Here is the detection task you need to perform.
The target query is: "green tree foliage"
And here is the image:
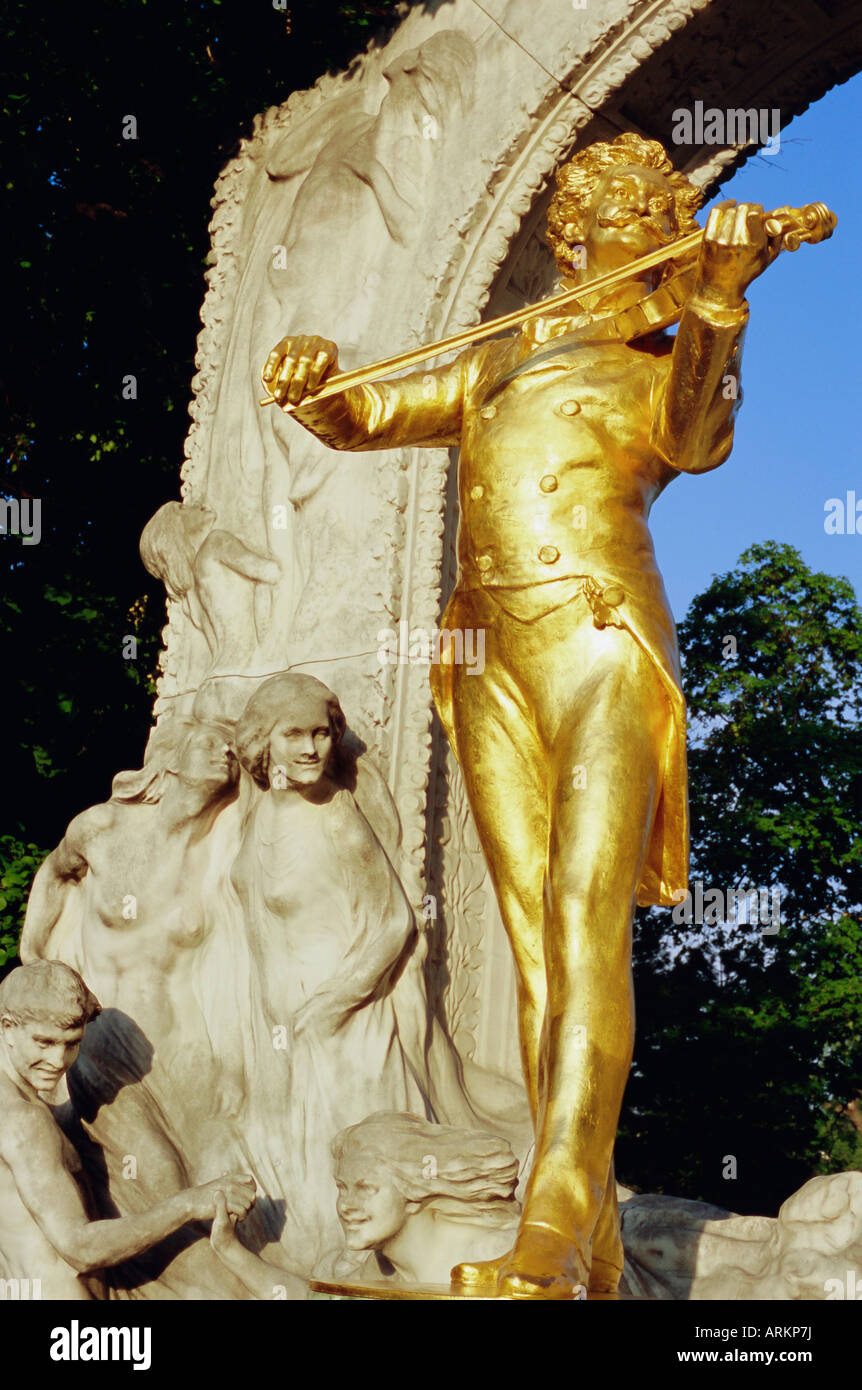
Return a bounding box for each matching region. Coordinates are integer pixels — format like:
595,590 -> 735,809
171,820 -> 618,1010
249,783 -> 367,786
0,0 -> 411,966
619,543 -> 862,1213
0,837 -> 46,967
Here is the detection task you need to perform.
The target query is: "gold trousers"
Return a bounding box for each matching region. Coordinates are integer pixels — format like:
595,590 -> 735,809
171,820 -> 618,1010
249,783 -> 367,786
431,579 -> 673,1269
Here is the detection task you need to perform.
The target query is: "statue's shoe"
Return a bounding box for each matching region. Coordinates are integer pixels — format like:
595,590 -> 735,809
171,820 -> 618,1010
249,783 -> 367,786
452,1228 -> 617,1298
496,1224 -> 590,1301
450,1251 -> 509,1294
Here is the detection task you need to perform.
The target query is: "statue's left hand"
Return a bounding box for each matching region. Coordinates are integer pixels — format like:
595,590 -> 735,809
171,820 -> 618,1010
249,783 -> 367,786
695,200 -> 771,306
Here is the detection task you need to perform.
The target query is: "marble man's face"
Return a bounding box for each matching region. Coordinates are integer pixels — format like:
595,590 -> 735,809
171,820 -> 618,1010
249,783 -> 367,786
580,164 -> 679,273
334,1152 -> 409,1251
177,722 -> 237,794
1,1016 -> 85,1095
267,696 -> 334,791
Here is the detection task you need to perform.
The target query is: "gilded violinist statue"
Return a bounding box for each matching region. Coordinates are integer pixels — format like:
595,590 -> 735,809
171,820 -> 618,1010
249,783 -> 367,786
260,133 -> 833,1299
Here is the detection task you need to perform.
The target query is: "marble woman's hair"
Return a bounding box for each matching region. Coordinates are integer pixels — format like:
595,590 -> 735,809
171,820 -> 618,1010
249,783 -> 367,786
332,1111 -> 520,1226
0,959 -> 101,1029
110,717 -> 233,804
546,131 -> 703,275
234,672 -> 346,791
139,501 -> 213,601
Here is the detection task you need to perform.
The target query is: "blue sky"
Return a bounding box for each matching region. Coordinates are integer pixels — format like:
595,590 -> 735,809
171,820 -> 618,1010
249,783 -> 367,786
651,74 -> 862,620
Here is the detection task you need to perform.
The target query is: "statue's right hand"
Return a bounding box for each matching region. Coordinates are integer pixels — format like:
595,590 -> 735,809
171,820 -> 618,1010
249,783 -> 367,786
188,1172 -> 256,1223
262,334 -> 339,408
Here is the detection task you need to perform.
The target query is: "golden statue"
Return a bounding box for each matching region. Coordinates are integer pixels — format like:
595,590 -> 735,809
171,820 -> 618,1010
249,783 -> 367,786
259,133 -> 835,1299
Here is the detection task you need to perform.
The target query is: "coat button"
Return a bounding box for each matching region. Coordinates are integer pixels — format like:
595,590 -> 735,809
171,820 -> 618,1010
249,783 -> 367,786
480,405 -> 497,420
477,554 -> 493,572
538,545 -> 560,565
602,584 -> 625,607
470,484 -> 484,500
560,399 -> 580,416
539,474 -> 558,493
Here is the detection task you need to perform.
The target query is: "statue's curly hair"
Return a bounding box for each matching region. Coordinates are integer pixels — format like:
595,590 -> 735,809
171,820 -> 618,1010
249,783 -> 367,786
546,132 -> 703,275
0,960 -> 101,1030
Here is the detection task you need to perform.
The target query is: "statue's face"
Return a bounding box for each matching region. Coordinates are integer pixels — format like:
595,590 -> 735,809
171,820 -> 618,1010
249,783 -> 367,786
1,1016 -> 85,1095
177,722 -> 237,794
267,694 -> 334,790
579,163 -> 679,273
334,1153 -> 409,1251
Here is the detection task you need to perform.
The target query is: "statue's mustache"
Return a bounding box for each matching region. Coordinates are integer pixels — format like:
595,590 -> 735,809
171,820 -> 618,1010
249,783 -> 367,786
597,209 -> 676,245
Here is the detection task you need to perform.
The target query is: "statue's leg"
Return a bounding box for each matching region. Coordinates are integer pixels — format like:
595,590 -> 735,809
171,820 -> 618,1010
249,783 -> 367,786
497,624 -> 670,1299
434,591 -> 550,1292
432,590 -> 549,1116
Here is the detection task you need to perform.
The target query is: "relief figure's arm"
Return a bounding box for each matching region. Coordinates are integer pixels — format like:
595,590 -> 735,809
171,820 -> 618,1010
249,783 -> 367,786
20,810 -> 105,961
210,1194 -> 307,1300
2,1109 -> 254,1275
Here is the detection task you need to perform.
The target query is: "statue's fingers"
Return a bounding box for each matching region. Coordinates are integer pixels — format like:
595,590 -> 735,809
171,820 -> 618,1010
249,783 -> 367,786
704,206 -> 724,240
287,355 -> 312,404
308,349 -> 333,392
730,204 -> 749,243
223,1184 -> 245,1214
273,354 -> 298,405
732,203 -> 761,244
704,205 -> 732,245
745,203 -> 767,244
262,346 -> 285,384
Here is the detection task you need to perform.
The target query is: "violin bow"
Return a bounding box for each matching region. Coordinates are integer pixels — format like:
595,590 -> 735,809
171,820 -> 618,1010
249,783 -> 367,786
259,202 -> 836,413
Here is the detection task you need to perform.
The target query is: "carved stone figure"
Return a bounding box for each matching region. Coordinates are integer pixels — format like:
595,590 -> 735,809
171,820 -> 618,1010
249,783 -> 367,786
619,1174 -> 862,1301
140,502 -> 281,721
17,673 -> 520,1291
0,961 -> 254,1300
21,718 -> 238,1067
229,673 -> 432,1258
19,719 -> 257,1297
330,1112 -> 521,1286
206,1109 -> 520,1297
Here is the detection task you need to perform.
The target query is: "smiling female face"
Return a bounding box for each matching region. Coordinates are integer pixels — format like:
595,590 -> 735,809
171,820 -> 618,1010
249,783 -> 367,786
334,1150 -> 410,1251
266,692 -> 334,791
